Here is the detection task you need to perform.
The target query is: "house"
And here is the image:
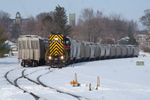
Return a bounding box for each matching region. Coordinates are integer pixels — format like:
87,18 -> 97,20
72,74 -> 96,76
5,40 -> 18,56
135,33 -> 150,48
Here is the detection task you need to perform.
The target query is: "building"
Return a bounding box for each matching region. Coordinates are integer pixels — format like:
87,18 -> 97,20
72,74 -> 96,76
136,34 -> 150,48
6,12 -> 29,56
135,30 -> 150,49
12,12 -> 29,25
15,12 -> 22,24
9,12 -> 30,39
5,40 -> 18,56
69,13 -> 76,26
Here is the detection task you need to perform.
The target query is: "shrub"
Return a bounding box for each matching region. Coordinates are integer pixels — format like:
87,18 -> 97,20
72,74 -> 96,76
142,46 -> 150,53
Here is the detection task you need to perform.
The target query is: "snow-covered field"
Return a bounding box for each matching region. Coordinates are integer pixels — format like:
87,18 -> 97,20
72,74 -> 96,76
0,52 -> 150,100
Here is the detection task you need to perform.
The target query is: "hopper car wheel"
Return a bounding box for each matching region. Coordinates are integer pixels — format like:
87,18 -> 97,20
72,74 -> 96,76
21,61 -> 25,67
21,62 -> 23,66
32,61 -> 38,67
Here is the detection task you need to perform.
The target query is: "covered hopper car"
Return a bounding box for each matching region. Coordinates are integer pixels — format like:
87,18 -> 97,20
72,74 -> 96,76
18,35 -> 46,67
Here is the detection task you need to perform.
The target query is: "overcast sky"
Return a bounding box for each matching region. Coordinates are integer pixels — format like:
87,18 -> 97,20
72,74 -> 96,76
0,0 -> 149,23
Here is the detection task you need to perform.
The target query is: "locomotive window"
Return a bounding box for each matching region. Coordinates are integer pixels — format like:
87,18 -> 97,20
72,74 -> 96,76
66,41 -> 69,44
64,38 -> 70,46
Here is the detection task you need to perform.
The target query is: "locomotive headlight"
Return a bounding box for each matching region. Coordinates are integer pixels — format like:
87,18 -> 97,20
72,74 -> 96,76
48,56 -> 52,60
60,55 -> 64,60
55,37 -> 58,41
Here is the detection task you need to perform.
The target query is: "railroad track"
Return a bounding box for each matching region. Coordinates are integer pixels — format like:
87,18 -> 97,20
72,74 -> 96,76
24,67 -> 90,100
4,68 -> 48,100
4,67 -> 90,100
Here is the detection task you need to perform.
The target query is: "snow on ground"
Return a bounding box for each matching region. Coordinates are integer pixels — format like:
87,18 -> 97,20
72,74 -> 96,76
40,56 -> 150,100
0,52 -> 150,100
0,56 -> 34,100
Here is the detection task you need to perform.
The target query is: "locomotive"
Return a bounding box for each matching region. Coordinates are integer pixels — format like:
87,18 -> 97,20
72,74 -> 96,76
18,33 -> 139,67
45,33 -> 70,67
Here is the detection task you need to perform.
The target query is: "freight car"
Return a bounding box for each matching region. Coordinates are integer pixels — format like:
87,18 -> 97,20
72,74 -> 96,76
18,35 -> 46,67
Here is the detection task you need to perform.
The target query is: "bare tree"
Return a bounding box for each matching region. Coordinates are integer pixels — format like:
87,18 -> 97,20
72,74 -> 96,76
22,17 -> 35,35
79,8 -> 95,42
72,8 -> 138,44
140,9 -> 150,30
80,8 -> 94,21
33,12 -> 54,37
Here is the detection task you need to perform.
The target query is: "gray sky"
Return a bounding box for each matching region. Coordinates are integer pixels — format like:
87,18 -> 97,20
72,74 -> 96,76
0,0 -> 149,23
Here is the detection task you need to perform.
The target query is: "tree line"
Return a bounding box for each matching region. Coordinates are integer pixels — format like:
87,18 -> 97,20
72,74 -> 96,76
1,6 -> 150,56
1,6 -> 150,43
71,8 -> 138,44
21,5 -> 71,38
0,5 -> 71,40
0,6 -> 139,43
140,9 -> 150,52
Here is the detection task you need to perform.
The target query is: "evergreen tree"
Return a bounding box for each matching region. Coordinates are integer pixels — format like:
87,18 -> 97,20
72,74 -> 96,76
128,37 -> 138,45
53,5 -> 71,36
0,30 -> 9,57
127,22 -> 138,45
140,9 -> 150,30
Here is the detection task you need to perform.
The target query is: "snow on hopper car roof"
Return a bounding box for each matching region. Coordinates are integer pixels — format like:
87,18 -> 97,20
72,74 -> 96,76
19,35 -> 44,40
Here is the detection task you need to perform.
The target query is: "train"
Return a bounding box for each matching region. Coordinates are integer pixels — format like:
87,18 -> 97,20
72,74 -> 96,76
18,34 -> 139,67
